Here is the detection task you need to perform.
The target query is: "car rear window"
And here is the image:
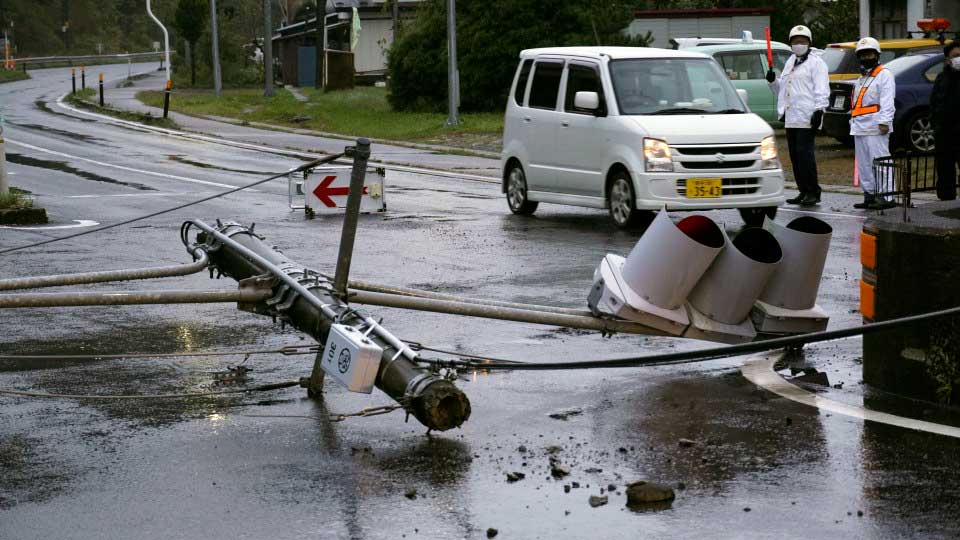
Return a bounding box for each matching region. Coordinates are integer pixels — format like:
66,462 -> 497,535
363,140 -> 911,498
513,60 -> 533,106
715,52 -> 765,80
528,61 -> 564,110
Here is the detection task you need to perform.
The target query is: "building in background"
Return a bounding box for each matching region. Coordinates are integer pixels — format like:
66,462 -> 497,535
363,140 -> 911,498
864,0 -> 959,39
626,7 -> 774,49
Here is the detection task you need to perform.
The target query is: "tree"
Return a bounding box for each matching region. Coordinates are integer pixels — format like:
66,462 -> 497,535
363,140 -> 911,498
387,0 -> 649,113
175,0 -> 209,86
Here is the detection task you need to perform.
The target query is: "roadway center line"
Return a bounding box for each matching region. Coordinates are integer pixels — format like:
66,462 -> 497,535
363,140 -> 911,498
64,192 -> 213,199
0,220 -> 100,231
5,139 -> 249,190
741,353 -> 960,440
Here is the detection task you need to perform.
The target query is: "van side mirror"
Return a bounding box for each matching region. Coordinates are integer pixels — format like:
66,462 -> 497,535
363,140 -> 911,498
574,91 -> 601,113
736,88 -> 749,106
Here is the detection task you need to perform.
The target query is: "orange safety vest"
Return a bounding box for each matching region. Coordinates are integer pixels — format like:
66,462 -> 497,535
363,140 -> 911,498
851,65 -> 885,118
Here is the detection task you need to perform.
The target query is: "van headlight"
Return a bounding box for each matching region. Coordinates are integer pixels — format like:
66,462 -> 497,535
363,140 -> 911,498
644,138 -> 673,172
760,136 -> 779,169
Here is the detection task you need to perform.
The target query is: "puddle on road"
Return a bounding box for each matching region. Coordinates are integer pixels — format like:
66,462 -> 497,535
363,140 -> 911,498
33,99 -> 97,123
167,154 -> 278,176
5,153 -> 157,191
5,120 -> 107,144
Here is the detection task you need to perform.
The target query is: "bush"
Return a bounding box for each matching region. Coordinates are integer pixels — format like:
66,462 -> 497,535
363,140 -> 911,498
387,0 -> 648,113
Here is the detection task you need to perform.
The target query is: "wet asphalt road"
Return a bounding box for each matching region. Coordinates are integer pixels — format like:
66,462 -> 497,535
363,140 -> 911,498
2,64 -> 960,540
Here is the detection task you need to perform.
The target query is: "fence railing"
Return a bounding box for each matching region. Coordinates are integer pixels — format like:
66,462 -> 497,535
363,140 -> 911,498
872,151 -> 942,220
10,51 -> 169,68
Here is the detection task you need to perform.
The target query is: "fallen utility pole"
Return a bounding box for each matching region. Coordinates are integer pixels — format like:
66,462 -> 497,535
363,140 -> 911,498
186,219 -> 471,431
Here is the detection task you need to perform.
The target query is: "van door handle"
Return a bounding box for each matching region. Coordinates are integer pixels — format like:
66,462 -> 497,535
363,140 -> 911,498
561,121 -> 569,127
523,116 -> 532,123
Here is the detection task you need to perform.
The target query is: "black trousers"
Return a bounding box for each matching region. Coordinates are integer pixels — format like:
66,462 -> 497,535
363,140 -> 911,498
936,135 -> 960,201
786,128 -> 820,196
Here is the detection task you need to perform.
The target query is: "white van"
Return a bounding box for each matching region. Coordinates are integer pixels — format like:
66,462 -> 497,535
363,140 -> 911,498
501,46 -> 785,228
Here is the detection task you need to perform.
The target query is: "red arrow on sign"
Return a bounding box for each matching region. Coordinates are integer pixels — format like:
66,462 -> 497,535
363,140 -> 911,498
312,175 -> 369,208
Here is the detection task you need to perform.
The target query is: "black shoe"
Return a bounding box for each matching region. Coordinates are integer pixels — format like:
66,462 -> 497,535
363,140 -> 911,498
853,194 -> 875,209
798,193 -> 820,207
868,198 -> 896,210
786,194 -> 805,205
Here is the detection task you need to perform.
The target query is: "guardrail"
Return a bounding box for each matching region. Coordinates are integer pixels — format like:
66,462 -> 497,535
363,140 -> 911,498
10,51 -> 171,68
873,151 -> 939,220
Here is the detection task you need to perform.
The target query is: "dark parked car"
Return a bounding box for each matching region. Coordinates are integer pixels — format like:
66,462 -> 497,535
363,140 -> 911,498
822,52 -> 944,152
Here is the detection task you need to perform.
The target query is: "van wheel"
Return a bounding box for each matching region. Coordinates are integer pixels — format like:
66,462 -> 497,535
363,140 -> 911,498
739,207 -> 777,227
608,171 -> 644,229
506,163 -> 538,215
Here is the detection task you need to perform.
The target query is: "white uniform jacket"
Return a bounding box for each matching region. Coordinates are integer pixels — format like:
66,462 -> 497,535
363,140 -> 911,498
769,53 -> 830,129
849,67 -> 896,136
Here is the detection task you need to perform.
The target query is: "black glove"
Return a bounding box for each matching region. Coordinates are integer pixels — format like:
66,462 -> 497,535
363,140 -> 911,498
810,110 -> 824,130
765,69 -> 776,83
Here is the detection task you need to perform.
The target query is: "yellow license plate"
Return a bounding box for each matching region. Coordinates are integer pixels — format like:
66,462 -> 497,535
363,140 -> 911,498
686,178 -> 723,198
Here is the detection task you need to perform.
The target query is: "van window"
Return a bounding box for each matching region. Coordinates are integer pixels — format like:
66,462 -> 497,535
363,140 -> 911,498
715,52 -> 765,80
514,60 -> 533,105
564,64 -> 604,114
528,61 -> 564,110
772,51 -> 792,73
610,58 -> 745,115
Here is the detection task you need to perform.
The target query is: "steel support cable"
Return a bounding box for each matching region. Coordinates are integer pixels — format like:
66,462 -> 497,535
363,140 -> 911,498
0,154 -> 344,256
0,249 -> 209,291
0,380 -> 300,400
413,304 -> 960,371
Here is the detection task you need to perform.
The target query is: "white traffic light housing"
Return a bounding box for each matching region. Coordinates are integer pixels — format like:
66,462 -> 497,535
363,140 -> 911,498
686,227 -> 783,343
588,212 -> 724,335
752,216 -> 832,334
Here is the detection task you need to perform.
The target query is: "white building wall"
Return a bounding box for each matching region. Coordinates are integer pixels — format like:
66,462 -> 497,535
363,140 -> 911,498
354,17 -> 393,73
628,15 -> 772,48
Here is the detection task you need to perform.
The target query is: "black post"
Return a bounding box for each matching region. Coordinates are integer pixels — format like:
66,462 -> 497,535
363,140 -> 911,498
98,73 -> 104,106
333,138 -> 371,299
71,68 -> 76,94
162,80 -> 171,119
80,66 -> 85,90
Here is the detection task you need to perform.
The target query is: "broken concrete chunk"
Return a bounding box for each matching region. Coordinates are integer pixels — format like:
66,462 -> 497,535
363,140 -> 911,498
626,481 -> 676,504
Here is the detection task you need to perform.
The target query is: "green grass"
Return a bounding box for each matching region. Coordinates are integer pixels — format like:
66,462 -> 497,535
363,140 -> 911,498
0,190 -> 33,210
0,69 -> 30,84
67,87 -> 179,130
137,86 -> 504,151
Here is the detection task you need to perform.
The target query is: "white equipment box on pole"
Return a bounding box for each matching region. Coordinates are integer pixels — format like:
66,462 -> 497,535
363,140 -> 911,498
289,166 -> 386,216
320,324 -> 384,393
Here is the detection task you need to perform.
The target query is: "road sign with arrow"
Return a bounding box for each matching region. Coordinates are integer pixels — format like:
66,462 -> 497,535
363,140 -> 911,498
301,166 -> 386,215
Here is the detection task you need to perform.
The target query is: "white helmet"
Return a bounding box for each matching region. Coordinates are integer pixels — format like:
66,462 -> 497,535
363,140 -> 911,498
856,37 -> 882,54
789,25 -> 813,41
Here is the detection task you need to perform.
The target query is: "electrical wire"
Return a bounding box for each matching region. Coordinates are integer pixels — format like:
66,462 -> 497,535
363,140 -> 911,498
0,153 -> 344,256
414,305 -> 960,371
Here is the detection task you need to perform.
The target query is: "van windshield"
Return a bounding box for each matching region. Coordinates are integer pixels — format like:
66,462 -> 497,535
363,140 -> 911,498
609,58 -> 746,115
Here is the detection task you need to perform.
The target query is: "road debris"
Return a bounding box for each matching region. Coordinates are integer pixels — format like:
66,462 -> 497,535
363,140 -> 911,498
626,481 -> 676,505
589,495 -> 608,508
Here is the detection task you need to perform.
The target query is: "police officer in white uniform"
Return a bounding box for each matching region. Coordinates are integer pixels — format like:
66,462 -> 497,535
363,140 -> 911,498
766,25 -> 830,207
850,37 -> 896,210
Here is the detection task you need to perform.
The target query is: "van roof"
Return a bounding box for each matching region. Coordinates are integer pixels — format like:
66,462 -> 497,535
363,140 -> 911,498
519,46 -> 708,61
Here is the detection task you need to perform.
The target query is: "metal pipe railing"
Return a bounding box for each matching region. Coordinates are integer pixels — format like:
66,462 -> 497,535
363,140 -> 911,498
0,251 -> 209,291
0,288 -> 270,309
13,51 -> 167,66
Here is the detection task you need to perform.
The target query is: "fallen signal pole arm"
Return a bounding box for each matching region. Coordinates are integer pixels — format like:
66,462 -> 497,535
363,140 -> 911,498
417,304 -> 960,371
346,290 -> 668,336
0,248 -> 208,291
0,288 -> 271,309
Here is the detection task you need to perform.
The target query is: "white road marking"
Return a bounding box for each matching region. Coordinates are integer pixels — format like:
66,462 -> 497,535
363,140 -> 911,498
4,139 -> 246,190
55,96 -> 502,184
0,219 -> 99,230
780,207 -> 867,220
742,353 -> 960,439
64,191 -> 211,199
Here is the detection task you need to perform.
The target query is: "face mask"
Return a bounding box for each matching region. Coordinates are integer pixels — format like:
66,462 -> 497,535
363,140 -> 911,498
791,44 -> 809,57
951,57 -> 960,70
860,57 -> 879,73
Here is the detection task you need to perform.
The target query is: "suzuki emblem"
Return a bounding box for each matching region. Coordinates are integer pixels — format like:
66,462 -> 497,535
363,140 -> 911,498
714,153 -> 726,163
